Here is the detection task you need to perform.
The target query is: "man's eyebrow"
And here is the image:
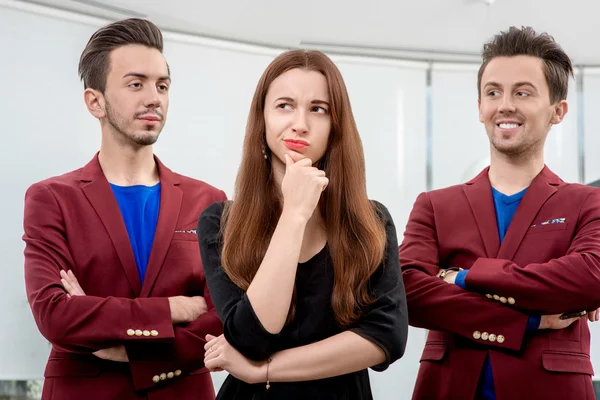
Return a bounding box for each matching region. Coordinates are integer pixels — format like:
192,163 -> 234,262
123,72 -> 171,82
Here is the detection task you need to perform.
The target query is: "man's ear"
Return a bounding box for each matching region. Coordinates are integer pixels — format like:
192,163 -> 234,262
551,99 -> 568,124
84,88 -> 106,119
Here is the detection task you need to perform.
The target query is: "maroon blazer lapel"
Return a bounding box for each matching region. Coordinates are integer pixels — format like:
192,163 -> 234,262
140,157 -> 183,297
80,154 -> 141,295
463,168 -> 501,258
497,166 -> 561,261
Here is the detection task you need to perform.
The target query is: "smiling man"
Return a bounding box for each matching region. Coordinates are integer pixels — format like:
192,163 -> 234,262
399,26 -> 600,400
22,19 -> 226,400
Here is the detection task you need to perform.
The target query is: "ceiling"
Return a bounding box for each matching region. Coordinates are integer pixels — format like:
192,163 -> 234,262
16,0 -> 600,64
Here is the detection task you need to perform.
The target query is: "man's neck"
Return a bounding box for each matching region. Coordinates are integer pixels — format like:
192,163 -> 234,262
98,140 -> 159,186
488,148 -> 544,195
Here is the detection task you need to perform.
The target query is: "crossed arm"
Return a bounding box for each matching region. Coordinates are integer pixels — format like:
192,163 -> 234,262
436,268 -> 598,328
435,188 -> 600,324
399,191 -> 600,350
59,269 -> 207,361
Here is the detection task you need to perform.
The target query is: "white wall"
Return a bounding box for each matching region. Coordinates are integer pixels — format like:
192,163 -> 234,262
431,64 -> 489,189
582,69 -> 600,370
1,1 -> 597,397
583,69 -> 600,184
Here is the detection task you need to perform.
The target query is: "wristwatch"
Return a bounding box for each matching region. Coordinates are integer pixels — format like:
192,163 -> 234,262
439,267 -> 463,280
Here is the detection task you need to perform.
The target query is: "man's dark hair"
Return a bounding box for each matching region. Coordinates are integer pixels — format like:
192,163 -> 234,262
78,18 -> 165,92
477,26 -> 573,103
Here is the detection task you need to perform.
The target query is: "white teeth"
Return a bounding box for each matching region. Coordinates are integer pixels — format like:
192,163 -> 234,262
498,123 -> 519,129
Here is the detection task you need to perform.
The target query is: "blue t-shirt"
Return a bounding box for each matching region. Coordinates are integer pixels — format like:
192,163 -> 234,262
492,187 -> 526,242
110,183 -> 160,284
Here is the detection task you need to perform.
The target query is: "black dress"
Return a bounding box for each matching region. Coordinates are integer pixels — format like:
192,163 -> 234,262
197,201 -> 408,400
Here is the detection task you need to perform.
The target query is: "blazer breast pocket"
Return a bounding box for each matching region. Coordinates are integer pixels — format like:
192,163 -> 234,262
171,232 -> 199,242
520,222 -> 571,264
527,221 -> 569,234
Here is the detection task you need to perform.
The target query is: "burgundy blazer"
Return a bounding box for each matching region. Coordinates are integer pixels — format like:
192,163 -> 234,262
400,166 -> 600,400
23,154 -> 227,400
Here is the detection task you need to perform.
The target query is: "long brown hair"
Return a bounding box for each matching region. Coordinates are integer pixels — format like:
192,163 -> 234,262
221,50 -> 386,327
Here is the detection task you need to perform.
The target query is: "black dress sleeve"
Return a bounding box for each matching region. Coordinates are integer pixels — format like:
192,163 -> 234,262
197,201 -> 279,361
348,201 -> 409,372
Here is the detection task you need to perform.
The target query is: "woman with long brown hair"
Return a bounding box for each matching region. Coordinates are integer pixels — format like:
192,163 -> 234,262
197,49 -> 408,399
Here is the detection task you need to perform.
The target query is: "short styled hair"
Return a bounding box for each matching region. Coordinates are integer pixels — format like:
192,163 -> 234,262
477,26 -> 573,103
78,18 -> 165,92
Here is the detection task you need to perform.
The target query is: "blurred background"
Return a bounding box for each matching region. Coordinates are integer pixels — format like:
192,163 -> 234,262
2,0 -> 600,398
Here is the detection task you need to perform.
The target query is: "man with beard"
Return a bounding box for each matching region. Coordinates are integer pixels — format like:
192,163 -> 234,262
22,19 -> 225,400
400,26 -> 600,400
